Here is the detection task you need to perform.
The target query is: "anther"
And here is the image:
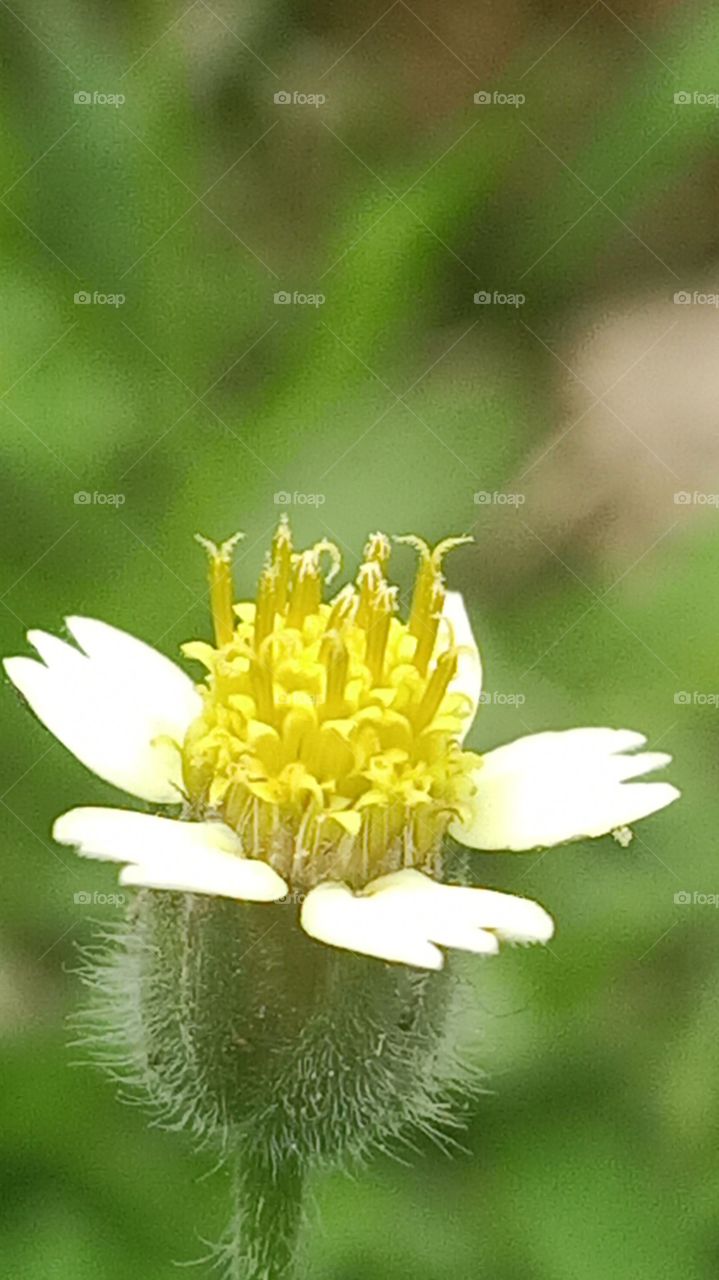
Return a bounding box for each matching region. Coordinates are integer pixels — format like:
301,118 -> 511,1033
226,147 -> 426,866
413,579 -> 445,675
271,516 -> 293,614
327,583 -> 358,631
250,657 -> 275,725
254,564 -> 278,649
413,649 -> 458,733
286,550 -> 322,629
195,531 -> 244,648
363,531 -> 391,570
321,630 -> 349,716
356,561 -> 384,629
364,583 -> 397,684
311,539 -> 342,585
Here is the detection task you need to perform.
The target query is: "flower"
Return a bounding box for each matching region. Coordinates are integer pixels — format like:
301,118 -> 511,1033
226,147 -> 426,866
4,521 -> 679,970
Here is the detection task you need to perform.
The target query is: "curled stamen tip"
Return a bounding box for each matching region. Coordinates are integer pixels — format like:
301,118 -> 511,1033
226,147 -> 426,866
195,530 -> 245,561
430,534 -> 473,567
293,548 -> 319,579
393,533 -> 430,558
364,531 -> 392,565
311,539 -> 342,584
393,532 -> 473,568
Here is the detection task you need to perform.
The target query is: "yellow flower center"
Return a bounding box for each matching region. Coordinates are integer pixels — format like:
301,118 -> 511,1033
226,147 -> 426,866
181,520 -> 481,889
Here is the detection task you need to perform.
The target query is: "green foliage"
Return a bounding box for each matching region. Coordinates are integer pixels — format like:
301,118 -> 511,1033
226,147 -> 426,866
1,2 -> 718,1277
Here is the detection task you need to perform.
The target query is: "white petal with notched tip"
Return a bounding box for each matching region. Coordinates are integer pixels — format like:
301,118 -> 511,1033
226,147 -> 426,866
301,868 -> 553,969
4,617 -> 201,803
452,727 -> 679,852
53,806 -> 287,902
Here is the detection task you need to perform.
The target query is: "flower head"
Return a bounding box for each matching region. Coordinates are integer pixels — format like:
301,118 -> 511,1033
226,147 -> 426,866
4,520 -> 679,970
182,523 -> 480,890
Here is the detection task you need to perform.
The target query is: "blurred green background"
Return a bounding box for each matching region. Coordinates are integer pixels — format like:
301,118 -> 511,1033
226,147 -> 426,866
1,1 -> 719,1276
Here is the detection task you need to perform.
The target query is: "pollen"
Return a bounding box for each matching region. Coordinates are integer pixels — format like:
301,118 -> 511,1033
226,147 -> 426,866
181,519 -> 480,889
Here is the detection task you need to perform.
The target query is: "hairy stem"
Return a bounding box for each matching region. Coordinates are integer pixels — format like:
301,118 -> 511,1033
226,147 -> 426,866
218,1156 -> 306,1280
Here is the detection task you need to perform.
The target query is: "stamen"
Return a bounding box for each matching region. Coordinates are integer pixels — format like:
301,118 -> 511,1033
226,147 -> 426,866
399,537 -> 435,640
363,531 -> 391,570
287,550 -> 321,629
413,579 -> 445,675
356,561 -> 384,629
321,631 -> 349,716
271,516 -> 293,614
364,583 -> 397,684
327,583 -> 358,631
413,649 -> 458,733
250,658 -> 275,725
254,564 -> 277,649
395,533 -> 472,641
196,531 -> 244,648
429,535 -> 473,569
311,539 -> 342,585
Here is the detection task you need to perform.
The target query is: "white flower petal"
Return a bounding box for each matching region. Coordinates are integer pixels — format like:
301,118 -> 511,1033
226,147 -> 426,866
300,868 -> 553,969
65,616 -> 200,728
54,805 -> 240,861
441,591 -> 482,739
367,870 -> 555,944
118,856 -> 286,902
301,880 -> 444,969
452,727 -> 680,852
54,806 -> 288,902
4,618 -> 202,803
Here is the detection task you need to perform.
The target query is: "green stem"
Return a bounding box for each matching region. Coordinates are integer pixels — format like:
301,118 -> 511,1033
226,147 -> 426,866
220,1155 -> 306,1280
